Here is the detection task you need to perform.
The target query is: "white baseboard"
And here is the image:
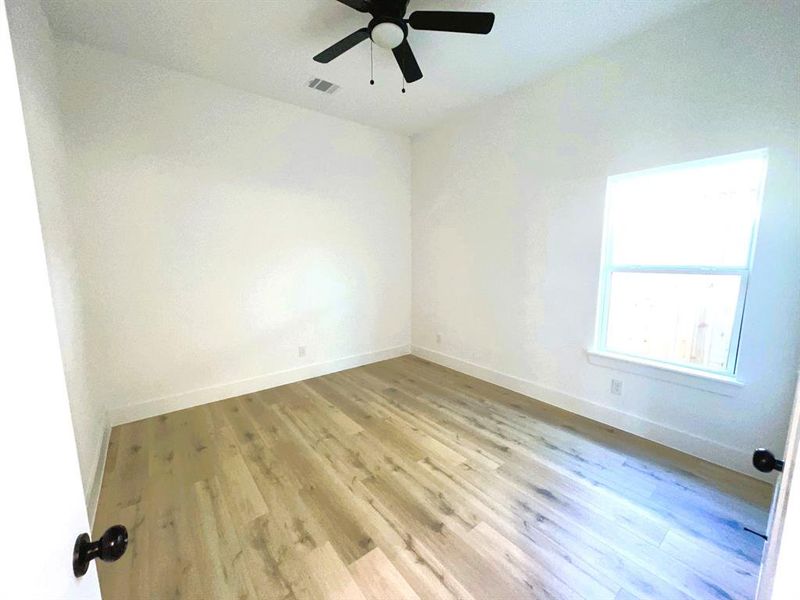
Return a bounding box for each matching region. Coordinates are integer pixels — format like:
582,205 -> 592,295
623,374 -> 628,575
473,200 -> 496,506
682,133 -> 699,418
108,345 -> 411,426
411,345 -> 766,481
86,419 -> 111,528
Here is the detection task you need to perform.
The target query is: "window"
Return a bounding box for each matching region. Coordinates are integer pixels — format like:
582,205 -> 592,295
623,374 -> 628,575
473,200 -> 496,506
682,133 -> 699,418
594,149 -> 768,376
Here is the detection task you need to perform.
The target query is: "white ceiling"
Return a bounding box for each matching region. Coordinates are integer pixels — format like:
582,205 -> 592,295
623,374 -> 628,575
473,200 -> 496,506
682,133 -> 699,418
41,0 -> 705,136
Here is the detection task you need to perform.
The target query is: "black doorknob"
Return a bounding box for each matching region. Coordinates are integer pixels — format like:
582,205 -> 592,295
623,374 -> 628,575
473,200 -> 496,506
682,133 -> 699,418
73,524 -> 128,577
753,448 -> 784,473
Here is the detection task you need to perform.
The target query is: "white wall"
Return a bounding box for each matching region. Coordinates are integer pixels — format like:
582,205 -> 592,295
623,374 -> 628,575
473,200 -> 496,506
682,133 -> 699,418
56,41 -> 411,424
411,0 -> 800,476
12,0 -> 796,493
6,0 -> 107,513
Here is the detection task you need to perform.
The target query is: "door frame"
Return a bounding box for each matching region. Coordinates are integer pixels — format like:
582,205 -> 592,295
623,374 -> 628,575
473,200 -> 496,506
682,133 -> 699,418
756,370 -> 800,599
0,1 -> 101,597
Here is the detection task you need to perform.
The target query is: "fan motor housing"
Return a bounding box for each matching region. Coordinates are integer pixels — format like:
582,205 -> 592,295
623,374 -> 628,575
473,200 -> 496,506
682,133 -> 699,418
366,0 -> 410,19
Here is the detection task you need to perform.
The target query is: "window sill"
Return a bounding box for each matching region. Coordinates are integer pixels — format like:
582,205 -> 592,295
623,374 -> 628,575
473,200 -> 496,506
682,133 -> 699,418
585,349 -> 744,396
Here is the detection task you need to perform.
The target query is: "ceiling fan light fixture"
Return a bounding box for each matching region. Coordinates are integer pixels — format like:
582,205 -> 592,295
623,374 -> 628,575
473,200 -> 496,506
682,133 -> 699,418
313,2 -> 496,85
370,22 -> 405,49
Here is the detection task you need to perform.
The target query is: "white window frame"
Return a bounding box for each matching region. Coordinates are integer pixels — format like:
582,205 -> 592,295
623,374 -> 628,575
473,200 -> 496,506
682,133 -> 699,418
593,149 -> 768,377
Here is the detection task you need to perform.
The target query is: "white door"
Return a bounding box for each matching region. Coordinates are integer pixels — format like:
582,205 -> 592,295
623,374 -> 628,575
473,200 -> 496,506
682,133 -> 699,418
0,2 -> 101,599
757,372 -> 800,599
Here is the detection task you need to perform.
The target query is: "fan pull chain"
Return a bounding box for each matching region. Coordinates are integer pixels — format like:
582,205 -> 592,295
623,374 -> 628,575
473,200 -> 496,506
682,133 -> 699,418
369,41 -> 374,85
400,54 -> 406,93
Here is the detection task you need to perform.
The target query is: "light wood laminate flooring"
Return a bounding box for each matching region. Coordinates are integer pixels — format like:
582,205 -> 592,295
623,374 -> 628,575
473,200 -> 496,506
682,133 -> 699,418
94,356 -> 771,600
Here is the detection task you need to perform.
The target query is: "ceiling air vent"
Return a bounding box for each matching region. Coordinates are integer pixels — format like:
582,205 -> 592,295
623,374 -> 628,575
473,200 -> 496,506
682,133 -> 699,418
308,78 -> 340,94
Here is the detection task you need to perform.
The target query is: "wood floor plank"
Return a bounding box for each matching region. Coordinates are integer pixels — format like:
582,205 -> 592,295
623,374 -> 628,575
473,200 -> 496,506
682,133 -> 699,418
102,418 -> 149,511
94,356 -> 770,600
336,368 -> 501,470
660,528 -> 760,599
349,547 -> 422,600
215,451 -> 269,524
145,474 -> 206,599
302,542 -> 367,600
193,478 -> 258,600
464,521 -> 597,600
356,473 -> 527,600
496,450 -> 670,545
401,355 -> 771,506
95,500 -> 148,600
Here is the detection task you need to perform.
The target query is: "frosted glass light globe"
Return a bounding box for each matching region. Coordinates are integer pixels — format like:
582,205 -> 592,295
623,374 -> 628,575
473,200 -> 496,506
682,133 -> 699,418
371,22 -> 404,49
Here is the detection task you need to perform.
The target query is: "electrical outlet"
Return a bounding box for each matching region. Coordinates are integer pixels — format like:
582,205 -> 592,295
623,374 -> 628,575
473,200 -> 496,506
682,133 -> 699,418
610,379 -> 623,396
436,333 -> 442,345
298,345 -> 306,358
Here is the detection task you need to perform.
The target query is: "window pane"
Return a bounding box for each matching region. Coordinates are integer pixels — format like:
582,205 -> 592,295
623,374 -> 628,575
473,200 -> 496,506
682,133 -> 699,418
607,152 -> 767,267
605,272 -> 741,371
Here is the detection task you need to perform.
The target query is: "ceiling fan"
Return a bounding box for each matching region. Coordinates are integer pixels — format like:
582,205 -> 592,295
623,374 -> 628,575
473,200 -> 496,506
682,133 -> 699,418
313,0 -> 495,84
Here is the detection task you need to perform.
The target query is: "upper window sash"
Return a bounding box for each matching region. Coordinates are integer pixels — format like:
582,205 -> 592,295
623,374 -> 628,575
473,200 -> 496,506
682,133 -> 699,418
602,149 -> 768,271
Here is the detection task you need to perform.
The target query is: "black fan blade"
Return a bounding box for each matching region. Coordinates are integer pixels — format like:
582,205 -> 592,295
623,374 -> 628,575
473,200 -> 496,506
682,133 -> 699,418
335,0 -> 371,13
408,11 -> 495,34
392,40 -> 423,83
313,28 -> 370,63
